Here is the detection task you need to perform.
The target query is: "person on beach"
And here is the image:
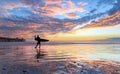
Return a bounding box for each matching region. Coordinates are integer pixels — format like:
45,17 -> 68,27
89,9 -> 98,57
35,35 -> 41,48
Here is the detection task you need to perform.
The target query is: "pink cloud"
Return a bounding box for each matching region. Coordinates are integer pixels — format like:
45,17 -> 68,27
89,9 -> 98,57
2,3 -> 29,10
65,13 -> 78,18
40,0 -> 85,17
45,0 -> 62,5
27,23 -> 44,30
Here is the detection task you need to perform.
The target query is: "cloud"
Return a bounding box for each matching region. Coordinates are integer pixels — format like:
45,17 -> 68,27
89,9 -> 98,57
0,0 -> 120,41
77,2 -> 88,7
65,13 -> 78,18
2,3 -> 29,10
0,8 -> 11,17
0,1 -> 31,18
40,0 -> 85,17
0,25 -> 32,38
46,25 -> 120,41
21,0 -> 45,7
82,10 -> 120,28
45,0 -> 62,5
1,9 -> 119,40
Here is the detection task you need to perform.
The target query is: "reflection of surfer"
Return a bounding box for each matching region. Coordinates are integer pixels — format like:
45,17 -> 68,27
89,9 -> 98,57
35,35 -> 41,48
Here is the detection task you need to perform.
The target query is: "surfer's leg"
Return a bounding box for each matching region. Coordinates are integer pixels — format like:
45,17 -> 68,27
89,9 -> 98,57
40,43 -> 41,48
38,42 -> 41,48
35,42 -> 39,48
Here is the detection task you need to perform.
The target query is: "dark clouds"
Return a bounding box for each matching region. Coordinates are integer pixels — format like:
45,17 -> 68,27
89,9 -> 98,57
0,0 -> 120,40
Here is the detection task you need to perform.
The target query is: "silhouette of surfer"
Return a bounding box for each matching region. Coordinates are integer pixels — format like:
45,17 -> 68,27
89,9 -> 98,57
34,35 -> 49,48
35,35 -> 41,48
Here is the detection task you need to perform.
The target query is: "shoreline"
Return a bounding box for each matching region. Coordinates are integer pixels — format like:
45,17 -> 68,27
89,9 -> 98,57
0,42 -> 120,46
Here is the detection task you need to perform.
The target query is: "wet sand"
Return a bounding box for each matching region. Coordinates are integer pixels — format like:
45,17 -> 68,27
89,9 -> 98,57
0,59 -> 120,74
0,43 -> 120,74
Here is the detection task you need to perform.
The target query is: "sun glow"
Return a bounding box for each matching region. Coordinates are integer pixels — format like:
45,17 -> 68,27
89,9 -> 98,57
46,25 -> 120,41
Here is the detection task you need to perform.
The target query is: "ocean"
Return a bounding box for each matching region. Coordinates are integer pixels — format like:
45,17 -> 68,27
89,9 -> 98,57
0,42 -> 120,74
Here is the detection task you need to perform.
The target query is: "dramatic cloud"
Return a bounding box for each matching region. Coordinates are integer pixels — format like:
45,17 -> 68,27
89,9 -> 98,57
40,0 -> 85,17
0,0 -> 120,41
82,10 -> 120,28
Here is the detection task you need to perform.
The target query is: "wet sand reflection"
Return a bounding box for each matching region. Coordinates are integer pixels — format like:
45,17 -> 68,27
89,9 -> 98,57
35,48 -> 46,59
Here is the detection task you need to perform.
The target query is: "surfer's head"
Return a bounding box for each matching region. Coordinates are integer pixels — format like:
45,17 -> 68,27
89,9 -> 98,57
37,35 -> 39,37
37,35 -> 40,38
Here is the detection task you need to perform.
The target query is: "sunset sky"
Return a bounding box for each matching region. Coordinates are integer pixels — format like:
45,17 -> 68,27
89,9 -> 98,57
0,0 -> 120,41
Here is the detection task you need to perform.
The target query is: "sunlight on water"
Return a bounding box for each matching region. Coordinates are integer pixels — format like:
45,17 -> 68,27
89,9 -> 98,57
0,43 -> 120,74
0,43 -> 120,63
42,44 -> 120,61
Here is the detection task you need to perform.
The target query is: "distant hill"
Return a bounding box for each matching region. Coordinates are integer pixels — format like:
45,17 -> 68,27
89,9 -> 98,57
0,37 -> 25,42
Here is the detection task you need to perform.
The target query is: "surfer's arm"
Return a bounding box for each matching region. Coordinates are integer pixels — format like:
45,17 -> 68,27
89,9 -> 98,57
34,35 -> 37,40
34,35 -> 35,37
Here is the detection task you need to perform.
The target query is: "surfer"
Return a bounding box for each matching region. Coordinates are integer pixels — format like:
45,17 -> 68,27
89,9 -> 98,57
35,35 -> 41,48
34,35 -> 49,48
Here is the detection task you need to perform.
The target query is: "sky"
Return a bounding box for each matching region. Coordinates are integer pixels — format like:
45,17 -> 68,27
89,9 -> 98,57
0,0 -> 120,42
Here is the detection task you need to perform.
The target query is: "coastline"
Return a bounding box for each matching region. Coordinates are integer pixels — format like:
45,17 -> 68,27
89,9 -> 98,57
0,37 -> 25,42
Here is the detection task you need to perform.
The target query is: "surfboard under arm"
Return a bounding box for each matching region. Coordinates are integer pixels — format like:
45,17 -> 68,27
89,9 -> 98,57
40,39 -> 49,42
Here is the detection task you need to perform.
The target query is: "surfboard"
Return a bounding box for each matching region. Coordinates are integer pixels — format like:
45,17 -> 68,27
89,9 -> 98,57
40,39 -> 49,42
35,38 -> 49,42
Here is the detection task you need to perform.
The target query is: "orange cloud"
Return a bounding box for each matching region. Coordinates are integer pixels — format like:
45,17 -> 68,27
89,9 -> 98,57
45,0 -> 62,5
66,13 -> 78,18
41,6 -> 63,16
